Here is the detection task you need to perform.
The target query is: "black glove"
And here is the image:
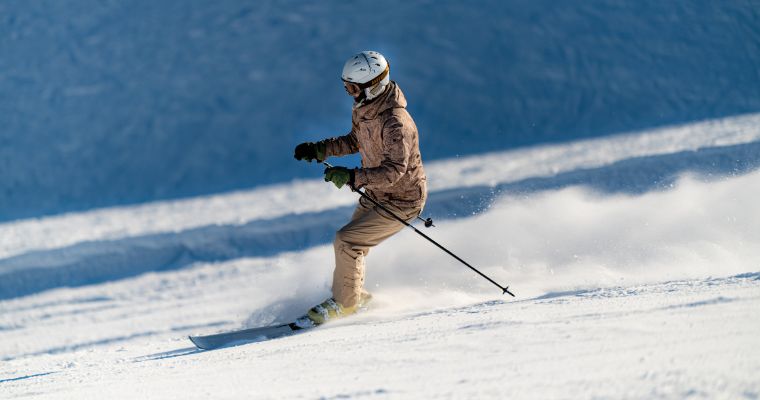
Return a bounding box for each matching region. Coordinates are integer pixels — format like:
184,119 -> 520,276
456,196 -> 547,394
294,141 -> 326,162
324,166 -> 355,189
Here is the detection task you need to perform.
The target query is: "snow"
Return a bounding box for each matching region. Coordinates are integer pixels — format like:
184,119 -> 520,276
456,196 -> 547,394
2,113 -> 760,299
2,3 -> 760,395
4,111 -> 759,264
2,1 -> 759,220
2,111 -> 760,398
2,268 -> 759,399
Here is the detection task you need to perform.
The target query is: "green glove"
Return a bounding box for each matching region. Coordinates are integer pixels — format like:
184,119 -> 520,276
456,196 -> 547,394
293,141 -> 327,163
324,166 -> 355,189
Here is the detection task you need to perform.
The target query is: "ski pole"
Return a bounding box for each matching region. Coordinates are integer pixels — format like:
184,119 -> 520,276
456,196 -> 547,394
323,162 -> 515,297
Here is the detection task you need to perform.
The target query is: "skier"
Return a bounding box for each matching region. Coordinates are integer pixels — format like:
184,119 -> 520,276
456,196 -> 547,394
293,51 -> 427,325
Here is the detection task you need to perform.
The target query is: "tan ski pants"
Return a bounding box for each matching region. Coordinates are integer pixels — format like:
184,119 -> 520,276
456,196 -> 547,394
332,197 -> 422,308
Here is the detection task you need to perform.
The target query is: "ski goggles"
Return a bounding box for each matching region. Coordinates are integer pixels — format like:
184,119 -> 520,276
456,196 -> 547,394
342,63 -> 390,96
343,81 -> 363,97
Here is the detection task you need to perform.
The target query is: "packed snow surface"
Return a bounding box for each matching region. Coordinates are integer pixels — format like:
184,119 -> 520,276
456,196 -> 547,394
2,115 -> 760,398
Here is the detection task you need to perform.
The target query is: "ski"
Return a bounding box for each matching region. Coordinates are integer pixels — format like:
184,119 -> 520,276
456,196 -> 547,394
190,296 -> 372,350
189,319 -> 312,350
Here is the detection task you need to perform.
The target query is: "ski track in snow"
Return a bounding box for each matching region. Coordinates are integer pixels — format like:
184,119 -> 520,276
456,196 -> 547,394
1,115 -> 760,398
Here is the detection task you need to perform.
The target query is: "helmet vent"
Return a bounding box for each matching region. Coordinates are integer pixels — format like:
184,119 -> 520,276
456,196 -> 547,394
342,51 -> 389,87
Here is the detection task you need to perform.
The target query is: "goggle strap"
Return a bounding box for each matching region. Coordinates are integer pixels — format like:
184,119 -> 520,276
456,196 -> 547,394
344,63 -> 390,90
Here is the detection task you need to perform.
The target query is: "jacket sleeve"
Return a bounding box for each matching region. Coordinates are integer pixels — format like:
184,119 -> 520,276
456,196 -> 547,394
354,114 -> 410,189
320,127 -> 359,158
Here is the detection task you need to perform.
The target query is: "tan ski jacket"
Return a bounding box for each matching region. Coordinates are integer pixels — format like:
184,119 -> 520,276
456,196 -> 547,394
322,82 -> 427,208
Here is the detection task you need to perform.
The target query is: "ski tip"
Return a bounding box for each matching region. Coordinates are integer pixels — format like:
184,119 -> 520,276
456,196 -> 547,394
188,335 -> 208,350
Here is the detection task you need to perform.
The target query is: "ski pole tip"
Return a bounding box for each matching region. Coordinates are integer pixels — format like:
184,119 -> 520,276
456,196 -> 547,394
503,286 -> 516,297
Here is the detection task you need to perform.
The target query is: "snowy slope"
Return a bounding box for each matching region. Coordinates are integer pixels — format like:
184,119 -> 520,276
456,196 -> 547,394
2,271 -> 759,399
2,113 -> 760,300
2,115 -> 760,399
2,1 -> 759,220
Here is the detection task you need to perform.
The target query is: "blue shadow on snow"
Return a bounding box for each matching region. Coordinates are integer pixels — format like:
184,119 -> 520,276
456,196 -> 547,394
1,140 -> 759,301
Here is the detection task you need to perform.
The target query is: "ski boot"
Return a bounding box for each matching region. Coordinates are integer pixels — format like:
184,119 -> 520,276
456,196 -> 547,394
303,292 -> 373,326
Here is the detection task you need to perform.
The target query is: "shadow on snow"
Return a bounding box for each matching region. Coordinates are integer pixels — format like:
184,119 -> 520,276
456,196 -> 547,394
1,141 -> 759,301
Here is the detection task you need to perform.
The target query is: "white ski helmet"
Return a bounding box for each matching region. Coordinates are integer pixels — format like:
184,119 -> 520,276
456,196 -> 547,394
341,51 -> 390,102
